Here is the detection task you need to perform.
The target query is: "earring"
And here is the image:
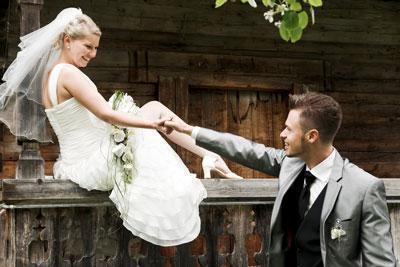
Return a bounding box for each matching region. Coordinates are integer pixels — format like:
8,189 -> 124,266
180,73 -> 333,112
67,46 -> 70,49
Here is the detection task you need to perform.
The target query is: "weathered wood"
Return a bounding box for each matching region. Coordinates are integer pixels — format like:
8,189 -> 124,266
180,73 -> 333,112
1,204 -> 273,266
15,142 -> 44,179
15,0 -> 45,180
0,179 -> 278,207
0,208 -> 14,267
3,178 -> 400,208
1,1 -> 399,265
2,178 -> 400,266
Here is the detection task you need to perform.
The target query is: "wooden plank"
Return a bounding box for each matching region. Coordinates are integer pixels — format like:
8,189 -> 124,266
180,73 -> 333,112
0,160 -> 55,178
3,178 -> 400,208
237,91 -> 257,179
186,88 -> 204,176
40,0 -> 400,45
0,179 -> 278,207
0,208 -> 14,267
272,93 -> 287,149
333,79 -> 400,94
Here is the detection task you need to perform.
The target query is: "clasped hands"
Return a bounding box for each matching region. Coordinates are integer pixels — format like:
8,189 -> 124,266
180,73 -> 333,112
154,117 -> 193,136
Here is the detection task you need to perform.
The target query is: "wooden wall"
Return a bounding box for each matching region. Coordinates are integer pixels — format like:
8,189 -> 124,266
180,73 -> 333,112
1,0 -> 399,179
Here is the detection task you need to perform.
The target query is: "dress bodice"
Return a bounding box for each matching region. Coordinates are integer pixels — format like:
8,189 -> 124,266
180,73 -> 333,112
44,64 -> 108,164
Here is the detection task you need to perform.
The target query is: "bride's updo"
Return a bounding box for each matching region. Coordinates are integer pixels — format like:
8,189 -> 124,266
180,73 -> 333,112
55,14 -> 101,49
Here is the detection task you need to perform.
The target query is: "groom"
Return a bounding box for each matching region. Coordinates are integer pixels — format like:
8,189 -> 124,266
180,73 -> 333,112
165,92 -> 396,267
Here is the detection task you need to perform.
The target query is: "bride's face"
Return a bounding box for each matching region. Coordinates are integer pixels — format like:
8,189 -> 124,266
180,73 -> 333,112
65,34 -> 100,68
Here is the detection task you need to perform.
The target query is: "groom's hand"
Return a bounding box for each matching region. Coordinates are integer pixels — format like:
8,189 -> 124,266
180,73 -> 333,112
164,119 -> 194,136
154,118 -> 174,134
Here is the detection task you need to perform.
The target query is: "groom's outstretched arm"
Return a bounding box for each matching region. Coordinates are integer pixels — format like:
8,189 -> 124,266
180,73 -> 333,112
196,128 -> 284,177
164,120 -> 285,177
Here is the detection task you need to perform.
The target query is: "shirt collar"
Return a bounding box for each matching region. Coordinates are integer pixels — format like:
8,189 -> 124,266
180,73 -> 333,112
306,148 -> 336,183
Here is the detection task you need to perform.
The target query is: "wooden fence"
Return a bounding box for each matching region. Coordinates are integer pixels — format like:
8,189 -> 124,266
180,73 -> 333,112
1,178 -> 400,267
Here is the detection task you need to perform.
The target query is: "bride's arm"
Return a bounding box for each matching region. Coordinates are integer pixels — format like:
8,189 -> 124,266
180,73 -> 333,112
59,64 -> 165,130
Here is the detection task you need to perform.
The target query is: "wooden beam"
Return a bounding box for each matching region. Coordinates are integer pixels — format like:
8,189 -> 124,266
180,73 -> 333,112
15,0 -> 45,180
1,178 -> 400,208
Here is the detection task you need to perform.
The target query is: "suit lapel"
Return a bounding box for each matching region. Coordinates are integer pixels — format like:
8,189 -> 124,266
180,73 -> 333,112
270,162 -> 305,230
320,150 -> 344,225
320,150 -> 344,262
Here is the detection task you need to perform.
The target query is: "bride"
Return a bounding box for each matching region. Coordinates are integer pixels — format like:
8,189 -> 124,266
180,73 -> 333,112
0,8 -> 242,246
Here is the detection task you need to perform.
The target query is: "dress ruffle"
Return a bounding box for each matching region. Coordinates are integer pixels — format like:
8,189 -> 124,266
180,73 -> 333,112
109,127 -> 207,246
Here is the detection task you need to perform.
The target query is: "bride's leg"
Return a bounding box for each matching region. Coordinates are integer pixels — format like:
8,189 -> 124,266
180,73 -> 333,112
138,101 -> 242,178
138,101 -> 214,158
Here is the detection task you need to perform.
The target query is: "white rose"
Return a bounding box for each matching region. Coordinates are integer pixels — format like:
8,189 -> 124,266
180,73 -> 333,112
331,228 -> 346,240
122,148 -> 134,162
123,163 -> 133,172
112,143 -> 126,157
118,95 -> 135,113
112,128 -> 126,143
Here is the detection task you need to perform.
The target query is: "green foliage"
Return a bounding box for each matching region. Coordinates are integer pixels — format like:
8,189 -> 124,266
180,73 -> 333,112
262,0 -> 272,7
215,0 -> 323,43
283,11 -> 299,30
291,2 -> 302,11
215,0 -> 228,8
309,0 -> 323,7
279,24 -> 290,41
298,11 -> 308,29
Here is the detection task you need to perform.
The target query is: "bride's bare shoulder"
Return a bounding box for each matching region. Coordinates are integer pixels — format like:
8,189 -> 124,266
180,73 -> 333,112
58,63 -> 82,74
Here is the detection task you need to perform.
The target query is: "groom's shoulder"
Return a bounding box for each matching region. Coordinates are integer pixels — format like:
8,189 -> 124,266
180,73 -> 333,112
342,157 -> 379,187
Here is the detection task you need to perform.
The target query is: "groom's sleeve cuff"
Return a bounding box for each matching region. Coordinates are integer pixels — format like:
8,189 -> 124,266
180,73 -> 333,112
191,126 -> 200,140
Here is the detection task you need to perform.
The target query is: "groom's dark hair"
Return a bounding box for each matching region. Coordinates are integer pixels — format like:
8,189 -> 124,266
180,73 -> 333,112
289,92 -> 342,144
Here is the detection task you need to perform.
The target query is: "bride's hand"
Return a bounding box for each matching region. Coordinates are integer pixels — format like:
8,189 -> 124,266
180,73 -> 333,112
164,119 -> 194,136
153,118 -> 173,134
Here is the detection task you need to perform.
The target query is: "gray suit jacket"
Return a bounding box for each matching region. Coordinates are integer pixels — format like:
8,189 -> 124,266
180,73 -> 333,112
196,128 -> 397,267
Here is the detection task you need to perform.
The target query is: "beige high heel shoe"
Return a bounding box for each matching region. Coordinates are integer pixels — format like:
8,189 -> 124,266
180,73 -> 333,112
201,155 -> 244,179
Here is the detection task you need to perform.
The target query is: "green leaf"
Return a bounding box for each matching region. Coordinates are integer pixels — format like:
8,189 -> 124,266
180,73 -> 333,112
262,0 -> 271,7
290,27 -> 303,43
309,0 -> 322,7
282,11 -> 299,30
290,2 -> 302,11
279,24 -> 290,42
298,11 -> 308,29
215,0 -> 228,8
240,0 -> 247,3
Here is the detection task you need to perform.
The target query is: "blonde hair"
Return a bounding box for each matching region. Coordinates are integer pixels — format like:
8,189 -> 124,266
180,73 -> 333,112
55,14 -> 101,49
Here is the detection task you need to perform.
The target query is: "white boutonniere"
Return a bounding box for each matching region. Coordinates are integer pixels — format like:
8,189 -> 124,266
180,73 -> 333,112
331,218 -> 346,240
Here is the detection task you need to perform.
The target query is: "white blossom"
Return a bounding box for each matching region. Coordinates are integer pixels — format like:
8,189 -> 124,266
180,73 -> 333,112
110,91 -> 135,185
264,11 -> 274,23
112,128 -> 126,143
122,147 -> 134,162
112,143 -> 126,157
123,163 -> 133,172
274,21 -> 282,28
118,94 -> 135,113
331,228 -> 346,240
247,0 -> 257,8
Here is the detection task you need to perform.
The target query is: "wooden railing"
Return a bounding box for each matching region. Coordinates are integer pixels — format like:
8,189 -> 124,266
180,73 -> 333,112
1,178 -> 400,266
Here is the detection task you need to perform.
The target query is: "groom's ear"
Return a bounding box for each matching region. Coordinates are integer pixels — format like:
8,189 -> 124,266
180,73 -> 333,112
305,129 -> 320,144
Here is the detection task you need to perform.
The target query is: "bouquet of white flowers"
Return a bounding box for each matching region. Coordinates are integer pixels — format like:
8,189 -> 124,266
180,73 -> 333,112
109,91 -> 138,185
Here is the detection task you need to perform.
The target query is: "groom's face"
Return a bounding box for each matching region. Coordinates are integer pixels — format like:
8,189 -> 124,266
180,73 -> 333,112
280,109 -> 307,157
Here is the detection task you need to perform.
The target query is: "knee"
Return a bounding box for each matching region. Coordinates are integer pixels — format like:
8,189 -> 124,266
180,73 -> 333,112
143,100 -> 163,109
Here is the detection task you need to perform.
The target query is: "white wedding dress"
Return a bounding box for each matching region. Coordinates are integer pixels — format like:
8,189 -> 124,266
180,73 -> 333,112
45,64 -> 207,246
